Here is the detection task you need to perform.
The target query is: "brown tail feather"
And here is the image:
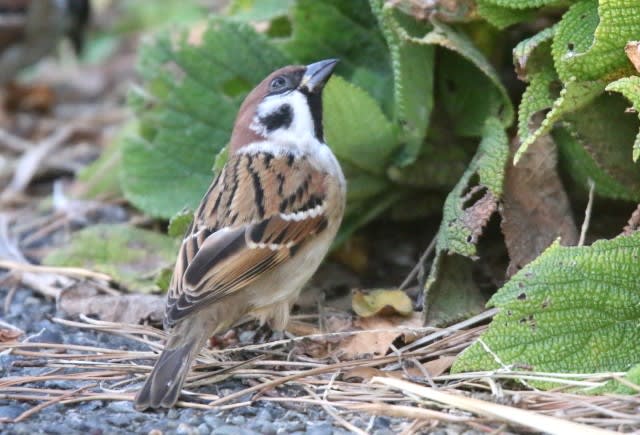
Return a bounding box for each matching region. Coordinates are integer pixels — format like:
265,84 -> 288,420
134,335 -> 202,411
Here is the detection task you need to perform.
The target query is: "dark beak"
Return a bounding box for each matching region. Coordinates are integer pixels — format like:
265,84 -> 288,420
300,59 -> 339,93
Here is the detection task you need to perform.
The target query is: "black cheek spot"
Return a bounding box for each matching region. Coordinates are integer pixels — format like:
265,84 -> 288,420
289,244 -> 300,257
260,104 -> 293,132
250,220 -> 269,242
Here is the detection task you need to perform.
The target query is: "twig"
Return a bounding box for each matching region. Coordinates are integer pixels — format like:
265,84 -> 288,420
2,126 -> 75,198
399,234 -> 437,290
0,260 -> 113,282
396,308 -> 497,354
0,128 -> 31,152
371,377 -> 617,435
346,403 -> 470,422
578,178 -> 595,246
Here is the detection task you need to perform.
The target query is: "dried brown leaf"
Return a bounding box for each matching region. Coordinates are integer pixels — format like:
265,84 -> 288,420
421,355 -> 456,377
57,285 -> 164,324
0,327 -> 23,343
625,41 -> 640,73
340,313 -> 423,359
501,131 -> 578,276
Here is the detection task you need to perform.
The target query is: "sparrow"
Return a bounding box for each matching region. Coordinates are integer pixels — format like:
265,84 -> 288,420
134,59 -> 346,410
0,0 -> 90,85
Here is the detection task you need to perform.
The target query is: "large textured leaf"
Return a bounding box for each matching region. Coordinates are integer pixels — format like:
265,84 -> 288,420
43,224 -> 178,292
474,0 -> 567,7
552,0 -> 640,83
556,93 -> 640,201
453,234 -> 640,379
606,76 -> 640,161
371,0 -> 434,165
324,76 -> 396,177
476,1 -> 537,29
515,78 -> 604,163
121,19 -> 290,218
283,0 -> 393,113
227,0 -> 293,22
424,118 -> 509,325
515,0 -> 640,163
425,20 -> 513,134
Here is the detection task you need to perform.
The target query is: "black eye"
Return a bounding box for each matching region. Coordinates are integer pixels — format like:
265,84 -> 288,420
270,76 -> 288,91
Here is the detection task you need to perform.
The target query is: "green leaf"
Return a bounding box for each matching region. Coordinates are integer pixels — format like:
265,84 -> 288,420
476,1 -> 537,29
554,93 -> 640,200
596,362 -> 640,394
606,76 -> 640,161
75,127 -> 126,199
514,77 -> 604,163
474,0 -> 566,8
423,117 -> 509,324
453,234 -> 640,379
324,76 -> 397,176
513,25 -> 556,79
371,0 -> 435,164
283,0 -> 393,113
435,118 -> 508,256
552,0 -> 640,83
516,62 -> 557,145
227,0 -> 293,22
168,209 -> 193,238
43,224 -> 178,292
411,19 -> 513,133
121,19 -> 290,218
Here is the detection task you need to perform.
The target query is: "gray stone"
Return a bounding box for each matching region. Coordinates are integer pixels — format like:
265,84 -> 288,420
107,400 -> 135,413
0,404 -> 25,419
212,425 -> 260,435
306,422 -> 334,435
197,423 -> 211,435
176,422 -> 199,435
203,414 -> 223,428
167,408 -> 180,419
106,413 -> 131,427
228,415 -> 245,426
238,330 -> 256,343
257,422 -> 277,435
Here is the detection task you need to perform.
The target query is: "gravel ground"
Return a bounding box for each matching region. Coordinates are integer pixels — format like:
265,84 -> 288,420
0,285 -> 408,435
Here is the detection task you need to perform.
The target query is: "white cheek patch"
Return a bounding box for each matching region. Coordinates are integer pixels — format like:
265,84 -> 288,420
251,91 -> 314,142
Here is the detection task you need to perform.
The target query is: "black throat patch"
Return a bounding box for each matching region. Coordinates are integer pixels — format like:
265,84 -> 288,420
260,104 -> 293,132
305,92 -> 324,142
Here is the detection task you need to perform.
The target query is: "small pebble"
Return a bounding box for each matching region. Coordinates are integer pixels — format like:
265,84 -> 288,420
238,330 -> 256,343
306,422 -> 334,435
228,415 -> 245,426
0,404 -> 25,419
176,423 -> 198,435
167,408 -> 179,419
107,400 -> 134,413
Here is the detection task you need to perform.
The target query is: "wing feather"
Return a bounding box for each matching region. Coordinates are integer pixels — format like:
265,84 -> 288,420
165,151 -> 331,326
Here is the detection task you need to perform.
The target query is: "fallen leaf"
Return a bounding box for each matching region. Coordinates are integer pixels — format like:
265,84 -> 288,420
421,356 -> 456,377
352,289 -> 413,317
502,120 -> 578,276
43,224 -> 178,292
340,313 -> 423,359
57,285 -> 164,324
625,41 -> 640,73
0,327 -> 23,343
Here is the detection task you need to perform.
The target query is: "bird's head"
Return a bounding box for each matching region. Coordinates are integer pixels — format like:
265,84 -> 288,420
229,59 -> 339,153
